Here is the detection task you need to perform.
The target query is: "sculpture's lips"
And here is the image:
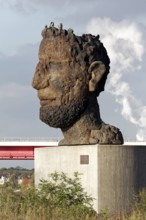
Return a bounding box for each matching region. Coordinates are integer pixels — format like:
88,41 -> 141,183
40,99 -> 56,106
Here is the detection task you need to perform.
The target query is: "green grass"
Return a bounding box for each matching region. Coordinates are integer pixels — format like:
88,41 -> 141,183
1,172 -> 146,220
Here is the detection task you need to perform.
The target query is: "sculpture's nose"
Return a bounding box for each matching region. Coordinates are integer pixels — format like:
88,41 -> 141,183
32,63 -> 49,90
32,63 -> 41,90
32,72 -> 40,90
32,72 -> 49,90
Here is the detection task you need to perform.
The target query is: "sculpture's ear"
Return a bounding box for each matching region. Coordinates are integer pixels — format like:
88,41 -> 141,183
88,61 -> 106,92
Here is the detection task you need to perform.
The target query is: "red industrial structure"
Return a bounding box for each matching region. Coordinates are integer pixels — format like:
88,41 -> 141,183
0,146 -> 43,160
0,138 -> 59,160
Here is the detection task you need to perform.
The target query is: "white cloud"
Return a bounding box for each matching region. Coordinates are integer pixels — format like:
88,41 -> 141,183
87,17 -> 146,141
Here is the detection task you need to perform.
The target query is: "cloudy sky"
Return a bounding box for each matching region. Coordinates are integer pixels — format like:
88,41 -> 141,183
0,0 -> 146,167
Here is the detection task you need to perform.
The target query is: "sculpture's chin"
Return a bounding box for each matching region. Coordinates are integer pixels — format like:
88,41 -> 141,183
40,98 -> 88,129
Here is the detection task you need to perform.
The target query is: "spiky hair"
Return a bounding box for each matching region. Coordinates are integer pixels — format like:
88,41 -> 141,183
41,22 -> 110,96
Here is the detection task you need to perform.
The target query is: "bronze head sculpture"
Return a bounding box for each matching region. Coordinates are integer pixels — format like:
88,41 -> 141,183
32,22 -> 124,145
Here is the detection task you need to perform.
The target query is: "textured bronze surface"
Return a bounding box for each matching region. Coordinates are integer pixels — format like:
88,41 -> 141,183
32,22 -> 124,145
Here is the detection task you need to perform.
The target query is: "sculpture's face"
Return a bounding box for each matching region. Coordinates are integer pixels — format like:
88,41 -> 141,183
32,38 -> 89,128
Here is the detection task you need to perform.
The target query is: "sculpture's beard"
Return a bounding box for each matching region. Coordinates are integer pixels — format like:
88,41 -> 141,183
40,98 -> 88,129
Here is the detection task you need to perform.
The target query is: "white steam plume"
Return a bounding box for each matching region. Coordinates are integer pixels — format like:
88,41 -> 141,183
86,17 -> 146,141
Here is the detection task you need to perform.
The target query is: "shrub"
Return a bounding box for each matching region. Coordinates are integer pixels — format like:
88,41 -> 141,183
37,172 -> 96,218
0,172 -> 97,220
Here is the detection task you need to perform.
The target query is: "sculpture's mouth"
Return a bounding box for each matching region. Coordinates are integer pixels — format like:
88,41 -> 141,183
40,98 -> 56,106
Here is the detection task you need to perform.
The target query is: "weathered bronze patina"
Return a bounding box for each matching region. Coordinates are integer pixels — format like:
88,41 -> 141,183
32,22 -> 124,145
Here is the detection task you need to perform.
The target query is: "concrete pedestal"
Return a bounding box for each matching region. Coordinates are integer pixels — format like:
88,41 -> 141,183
35,144 -> 146,213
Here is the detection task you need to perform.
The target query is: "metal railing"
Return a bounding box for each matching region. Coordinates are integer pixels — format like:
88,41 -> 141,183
0,137 -> 61,142
125,139 -> 146,142
0,137 -> 145,143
